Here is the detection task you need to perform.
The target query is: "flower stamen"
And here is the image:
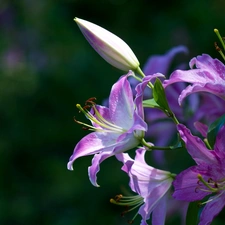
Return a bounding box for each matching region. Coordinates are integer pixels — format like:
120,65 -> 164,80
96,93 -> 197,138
74,100 -> 126,133
197,174 -> 225,193
214,29 -> 225,61
110,194 -> 144,224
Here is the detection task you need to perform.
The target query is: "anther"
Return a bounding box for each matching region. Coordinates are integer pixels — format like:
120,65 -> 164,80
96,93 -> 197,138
121,206 -> 129,217
83,105 -> 91,110
208,178 -> 213,183
214,42 -> 221,51
115,194 -> 123,202
82,127 -> 90,130
85,97 -> 97,105
214,182 -> 218,188
195,186 -> 200,193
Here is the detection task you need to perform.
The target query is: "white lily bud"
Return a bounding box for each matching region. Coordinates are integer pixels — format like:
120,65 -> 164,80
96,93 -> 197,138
75,17 -> 140,71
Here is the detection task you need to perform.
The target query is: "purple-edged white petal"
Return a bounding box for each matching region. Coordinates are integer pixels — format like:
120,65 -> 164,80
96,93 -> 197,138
75,18 -> 139,71
151,193 -> 167,225
118,148 -> 173,225
135,73 -> 165,119
67,132 -> 119,170
109,73 -> 135,129
68,74 -> 146,186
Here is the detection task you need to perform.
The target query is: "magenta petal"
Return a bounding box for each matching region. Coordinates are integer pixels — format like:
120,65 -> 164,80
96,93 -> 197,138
164,54 -> 225,101
178,82 -> 225,105
194,121 -> 208,138
199,193 -> 225,225
177,124 -> 216,165
214,125 -> 225,158
172,166 -> 209,201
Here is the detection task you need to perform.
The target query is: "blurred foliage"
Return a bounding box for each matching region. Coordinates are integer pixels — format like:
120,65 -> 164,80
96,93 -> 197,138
0,0 -> 225,224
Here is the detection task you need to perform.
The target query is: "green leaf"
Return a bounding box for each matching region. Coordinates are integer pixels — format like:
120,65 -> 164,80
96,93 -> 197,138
142,98 -> 160,109
152,78 -> 170,112
207,114 -> 225,148
186,201 -> 200,225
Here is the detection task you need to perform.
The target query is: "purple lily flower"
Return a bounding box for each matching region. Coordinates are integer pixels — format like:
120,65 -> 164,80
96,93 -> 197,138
67,72 -> 148,187
173,124 -> 225,225
141,51 -> 225,167
116,149 -> 174,225
163,54 -> 225,105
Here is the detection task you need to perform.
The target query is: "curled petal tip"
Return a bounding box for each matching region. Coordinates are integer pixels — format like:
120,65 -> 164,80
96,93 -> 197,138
67,162 -> 74,171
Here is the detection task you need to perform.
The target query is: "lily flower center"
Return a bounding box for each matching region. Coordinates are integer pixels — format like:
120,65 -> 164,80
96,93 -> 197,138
110,194 -> 144,224
196,174 -> 225,205
74,98 -> 126,134
197,174 -> 225,193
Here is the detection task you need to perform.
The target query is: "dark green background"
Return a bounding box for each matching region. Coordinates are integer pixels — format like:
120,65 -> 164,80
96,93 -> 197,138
1,0 -> 225,224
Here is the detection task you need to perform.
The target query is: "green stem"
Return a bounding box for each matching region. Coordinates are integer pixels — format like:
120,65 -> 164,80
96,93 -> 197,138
167,110 -> 180,125
141,138 -> 179,150
136,67 -> 154,89
136,66 -> 146,78
218,50 -> 225,61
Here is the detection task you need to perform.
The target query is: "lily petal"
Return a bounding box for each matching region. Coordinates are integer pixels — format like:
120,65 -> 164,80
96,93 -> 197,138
143,45 -> 188,75
88,152 -> 112,187
177,124 -> 217,165
67,132 -> 119,170
109,73 -> 135,129
164,54 -> 225,103
172,166 -> 209,201
199,193 -> 225,225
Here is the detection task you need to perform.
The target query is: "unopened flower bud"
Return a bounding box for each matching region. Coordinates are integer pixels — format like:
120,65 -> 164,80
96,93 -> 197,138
75,17 -> 140,71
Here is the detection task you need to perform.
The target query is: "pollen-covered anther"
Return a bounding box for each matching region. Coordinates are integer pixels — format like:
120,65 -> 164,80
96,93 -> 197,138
214,42 -> 221,52
85,97 -> 97,106
115,194 -> 123,202
82,104 -> 92,111
82,127 -> 90,130
121,205 -> 129,217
